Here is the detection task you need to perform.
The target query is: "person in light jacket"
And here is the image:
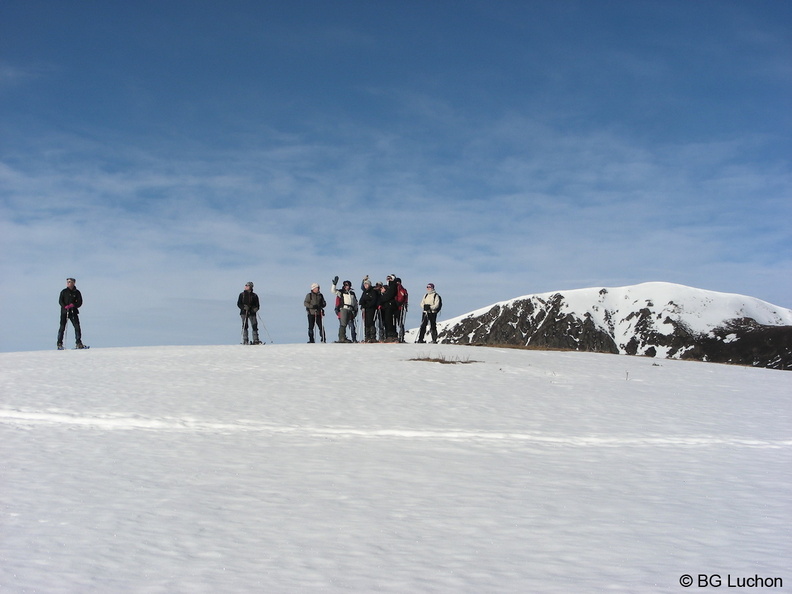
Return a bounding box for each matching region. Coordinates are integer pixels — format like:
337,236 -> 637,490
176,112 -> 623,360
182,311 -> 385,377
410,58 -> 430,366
331,276 -> 358,343
416,283 -> 442,344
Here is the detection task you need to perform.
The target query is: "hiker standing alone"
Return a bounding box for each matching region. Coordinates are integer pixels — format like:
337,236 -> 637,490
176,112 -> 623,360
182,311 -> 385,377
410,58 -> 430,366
237,281 -> 261,344
304,283 -> 327,343
417,283 -> 442,344
57,277 -> 86,349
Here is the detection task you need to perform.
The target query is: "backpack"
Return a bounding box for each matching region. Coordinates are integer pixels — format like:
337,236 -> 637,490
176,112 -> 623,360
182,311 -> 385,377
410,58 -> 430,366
435,293 -> 442,313
395,285 -> 408,305
336,292 -> 358,314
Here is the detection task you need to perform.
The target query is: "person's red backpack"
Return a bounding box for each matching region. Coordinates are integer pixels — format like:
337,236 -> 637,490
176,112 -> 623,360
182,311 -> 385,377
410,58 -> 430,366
395,284 -> 408,306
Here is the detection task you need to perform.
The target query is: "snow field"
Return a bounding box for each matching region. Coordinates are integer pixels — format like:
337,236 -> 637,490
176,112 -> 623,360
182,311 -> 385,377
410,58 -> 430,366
1,344 -> 790,592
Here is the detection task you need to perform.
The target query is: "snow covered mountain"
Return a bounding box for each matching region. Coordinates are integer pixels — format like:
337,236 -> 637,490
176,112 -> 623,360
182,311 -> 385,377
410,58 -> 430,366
425,282 -> 792,370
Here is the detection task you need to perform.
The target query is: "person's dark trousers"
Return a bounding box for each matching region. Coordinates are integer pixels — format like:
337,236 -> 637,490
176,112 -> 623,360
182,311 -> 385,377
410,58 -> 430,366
363,308 -> 376,341
58,311 -> 82,344
307,312 -> 324,342
381,303 -> 397,340
418,312 -> 438,342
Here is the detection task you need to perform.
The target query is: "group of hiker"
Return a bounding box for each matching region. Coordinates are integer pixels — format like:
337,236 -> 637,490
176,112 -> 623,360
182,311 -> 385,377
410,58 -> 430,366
55,274 -> 442,349
299,274 -> 442,344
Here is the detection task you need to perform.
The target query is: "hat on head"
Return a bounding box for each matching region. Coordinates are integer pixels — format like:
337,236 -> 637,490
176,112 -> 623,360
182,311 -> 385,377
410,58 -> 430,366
427,283 -> 435,289
66,277 -> 76,283
245,281 -> 254,288
311,283 -> 319,290
343,280 -> 351,287
387,273 -> 396,281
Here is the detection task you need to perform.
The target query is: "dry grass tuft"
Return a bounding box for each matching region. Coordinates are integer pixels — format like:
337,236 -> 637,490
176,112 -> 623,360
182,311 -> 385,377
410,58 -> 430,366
408,353 -> 479,365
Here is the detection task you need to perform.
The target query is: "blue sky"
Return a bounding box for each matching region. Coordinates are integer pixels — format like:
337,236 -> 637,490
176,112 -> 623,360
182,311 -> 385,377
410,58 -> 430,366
1,0 -> 790,351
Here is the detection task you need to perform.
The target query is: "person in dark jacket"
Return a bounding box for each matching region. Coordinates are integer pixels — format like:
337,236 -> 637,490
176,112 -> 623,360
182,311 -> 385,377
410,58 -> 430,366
359,276 -> 380,342
304,283 -> 327,343
237,281 -> 261,344
394,277 -> 409,343
57,277 -> 86,349
379,274 -> 399,342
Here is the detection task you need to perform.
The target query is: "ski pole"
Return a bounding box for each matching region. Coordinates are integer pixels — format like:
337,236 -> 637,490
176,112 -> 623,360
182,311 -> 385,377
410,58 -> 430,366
257,312 -> 273,343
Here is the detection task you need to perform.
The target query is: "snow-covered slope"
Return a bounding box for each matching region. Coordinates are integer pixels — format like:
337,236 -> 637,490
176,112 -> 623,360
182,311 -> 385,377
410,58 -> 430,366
420,282 -> 792,369
1,344 -> 790,592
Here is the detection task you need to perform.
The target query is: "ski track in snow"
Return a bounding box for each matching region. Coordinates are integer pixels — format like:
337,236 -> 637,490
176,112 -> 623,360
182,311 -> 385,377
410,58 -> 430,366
1,408 -> 789,449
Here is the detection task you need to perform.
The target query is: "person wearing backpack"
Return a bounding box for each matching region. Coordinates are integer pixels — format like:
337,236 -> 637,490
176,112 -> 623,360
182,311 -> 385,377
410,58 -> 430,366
417,282 -> 442,343
394,277 -> 409,343
304,283 -> 327,343
331,276 -> 358,343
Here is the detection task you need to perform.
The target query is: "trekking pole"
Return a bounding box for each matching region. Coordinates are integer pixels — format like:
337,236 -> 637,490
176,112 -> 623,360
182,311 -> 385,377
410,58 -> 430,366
257,312 -> 273,344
